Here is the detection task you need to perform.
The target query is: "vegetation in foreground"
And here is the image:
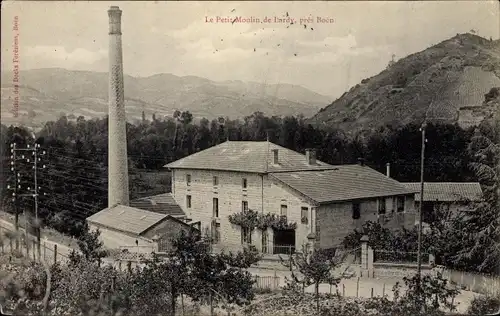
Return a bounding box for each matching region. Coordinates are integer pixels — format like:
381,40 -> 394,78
2,226 -> 499,316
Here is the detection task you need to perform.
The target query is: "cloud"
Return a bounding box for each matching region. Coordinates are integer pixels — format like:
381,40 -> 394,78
25,46 -> 107,65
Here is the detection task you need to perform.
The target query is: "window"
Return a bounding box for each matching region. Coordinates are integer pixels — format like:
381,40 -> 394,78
213,176 -> 219,186
242,178 -> 247,189
241,227 -> 252,244
186,174 -> 191,186
186,195 -> 192,208
212,222 -> 220,244
280,204 -> 288,217
352,202 -> 361,220
378,198 -> 386,215
242,201 -> 249,213
301,207 -> 308,224
397,196 -> 405,212
213,198 -> 219,218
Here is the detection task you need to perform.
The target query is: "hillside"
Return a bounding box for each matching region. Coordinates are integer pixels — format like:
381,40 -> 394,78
0,68 -> 331,127
308,33 -> 500,133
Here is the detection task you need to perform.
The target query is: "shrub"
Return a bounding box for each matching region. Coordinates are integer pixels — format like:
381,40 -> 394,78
467,295 -> 500,315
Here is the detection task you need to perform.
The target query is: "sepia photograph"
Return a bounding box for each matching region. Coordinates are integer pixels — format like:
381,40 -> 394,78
0,1 -> 499,315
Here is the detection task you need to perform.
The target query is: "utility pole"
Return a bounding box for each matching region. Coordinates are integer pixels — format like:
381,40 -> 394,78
8,141 -> 46,257
8,143 -> 20,250
416,121 -> 426,295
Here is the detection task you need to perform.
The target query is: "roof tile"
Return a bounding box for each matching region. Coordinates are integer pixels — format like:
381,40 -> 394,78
164,141 -> 337,173
129,193 -> 185,217
401,182 -> 483,202
270,165 -> 415,204
87,205 -> 167,235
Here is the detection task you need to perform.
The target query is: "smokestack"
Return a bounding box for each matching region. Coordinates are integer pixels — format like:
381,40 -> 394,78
386,163 -> 390,177
108,6 -> 129,207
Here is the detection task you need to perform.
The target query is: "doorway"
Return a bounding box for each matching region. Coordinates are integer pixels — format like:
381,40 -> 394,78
273,229 -> 295,255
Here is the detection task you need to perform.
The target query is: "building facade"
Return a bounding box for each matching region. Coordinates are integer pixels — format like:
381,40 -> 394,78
401,182 -> 483,223
166,141 -> 417,254
87,204 -> 197,254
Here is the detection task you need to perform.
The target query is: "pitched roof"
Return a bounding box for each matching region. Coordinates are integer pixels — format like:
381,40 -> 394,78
86,205 -> 168,236
129,193 -> 186,217
270,165 -> 415,204
164,141 -> 336,173
401,182 -> 483,202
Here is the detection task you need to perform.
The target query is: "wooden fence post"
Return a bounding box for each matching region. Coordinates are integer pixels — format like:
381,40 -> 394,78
43,242 -> 46,261
382,283 -> 385,297
329,284 -> 332,294
342,284 -> 345,297
54,244 -> 58,264
209,291 -> 214,316
371,287 -> 374,298
356,277 -> 360,297
9,240 -> 13,253
32,241 -> 36,261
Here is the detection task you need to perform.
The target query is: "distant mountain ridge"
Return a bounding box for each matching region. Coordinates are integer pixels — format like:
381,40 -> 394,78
308,33 -> 500,133
1,68 -> 332,126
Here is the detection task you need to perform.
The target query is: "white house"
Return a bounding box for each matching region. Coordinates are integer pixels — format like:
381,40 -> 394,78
165,140 -> 417,254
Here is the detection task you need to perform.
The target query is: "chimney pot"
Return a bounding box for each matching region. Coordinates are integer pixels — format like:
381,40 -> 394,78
108,6 -> 122,35
272,149 -> 279,164
357,158 -> 365,166
305,149 -> 317,165
386,163 -> 390,177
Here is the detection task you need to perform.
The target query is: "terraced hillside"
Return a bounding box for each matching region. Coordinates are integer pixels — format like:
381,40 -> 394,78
308,33 -> 500,133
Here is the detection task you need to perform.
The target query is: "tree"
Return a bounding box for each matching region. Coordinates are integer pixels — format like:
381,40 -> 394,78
171,231 -> 260,311
280,247 -> 345,313
69,226 -> 108,265
139,252 -> 187,316
363,273 -> 459,316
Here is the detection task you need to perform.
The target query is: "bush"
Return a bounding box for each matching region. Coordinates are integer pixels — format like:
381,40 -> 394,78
467,295 -> 500,315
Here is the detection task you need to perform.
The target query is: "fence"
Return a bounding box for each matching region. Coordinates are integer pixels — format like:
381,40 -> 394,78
0,235 -> 70,265
439,267 -> 500,296
272,244 -> 295,255
0,224 -> 70,265
373,250 -> 430,264
253,275 -> 280,291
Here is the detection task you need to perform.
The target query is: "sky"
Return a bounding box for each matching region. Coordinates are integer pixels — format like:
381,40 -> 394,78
1,1 -> 499,98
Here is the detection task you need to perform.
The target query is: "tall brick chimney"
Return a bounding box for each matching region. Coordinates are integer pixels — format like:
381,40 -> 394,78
107,6 -> 129,207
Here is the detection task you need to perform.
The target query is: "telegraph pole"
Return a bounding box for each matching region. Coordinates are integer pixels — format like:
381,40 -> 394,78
8,143 -> 20,250
8,141 -> 46,257
416,121 -> 426,295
